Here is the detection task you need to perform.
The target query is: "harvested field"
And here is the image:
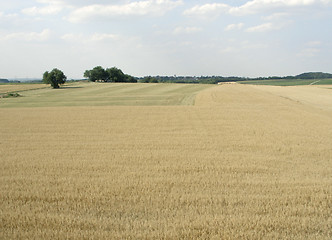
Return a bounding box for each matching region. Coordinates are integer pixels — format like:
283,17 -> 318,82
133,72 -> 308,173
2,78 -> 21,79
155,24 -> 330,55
0,84 -> 46,95
250,85 -> 332,111
1,84 -> 331,239
0,82 -> 212,108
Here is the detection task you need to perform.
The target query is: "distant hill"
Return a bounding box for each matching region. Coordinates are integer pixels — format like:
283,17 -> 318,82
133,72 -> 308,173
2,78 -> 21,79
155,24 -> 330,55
8,78 -> 41,82
0,78 -> 9,83
295,72 -> 332,79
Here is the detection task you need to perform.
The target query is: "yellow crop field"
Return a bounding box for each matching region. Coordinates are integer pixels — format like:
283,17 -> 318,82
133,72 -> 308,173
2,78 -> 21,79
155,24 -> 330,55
1,84 -> 331,239
0,84 -> 46,95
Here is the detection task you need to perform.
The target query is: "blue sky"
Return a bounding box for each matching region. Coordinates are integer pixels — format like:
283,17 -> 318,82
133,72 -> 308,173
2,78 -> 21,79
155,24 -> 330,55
1,0 -> 331,79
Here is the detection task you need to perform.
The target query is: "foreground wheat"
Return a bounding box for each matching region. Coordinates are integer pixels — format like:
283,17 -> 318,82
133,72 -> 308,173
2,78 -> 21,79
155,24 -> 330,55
1,84 -> 331,239
0,84 -> 46,95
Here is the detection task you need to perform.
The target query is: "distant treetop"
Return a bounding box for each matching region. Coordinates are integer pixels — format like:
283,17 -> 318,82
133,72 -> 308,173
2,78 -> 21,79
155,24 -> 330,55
295,72 -> 332,79
43,68 -> 67,88
0,78 -> 9,83
84,66 -> 137,83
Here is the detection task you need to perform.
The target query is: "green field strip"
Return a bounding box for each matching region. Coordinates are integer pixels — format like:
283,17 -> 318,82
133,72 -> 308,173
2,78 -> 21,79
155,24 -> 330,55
240,78 -> 332,86
0,83 -> 213,108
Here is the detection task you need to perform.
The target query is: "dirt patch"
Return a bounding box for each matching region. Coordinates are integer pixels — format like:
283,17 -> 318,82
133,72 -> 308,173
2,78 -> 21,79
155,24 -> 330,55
0,93 -> 21,98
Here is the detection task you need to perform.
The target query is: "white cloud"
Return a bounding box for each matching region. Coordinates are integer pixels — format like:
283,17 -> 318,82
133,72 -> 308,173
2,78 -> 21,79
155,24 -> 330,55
183,3 -> 230,19
36,0 -> 64,4
61,33 -> 122,43
230,0 -> 331,15
0,29 -> 51,41
297,41 -> 322,57
221,46 -> 238,53
21,0 -> 69,16
225,23 -> 244,31
245,21 -> 291,32
22,5 -> 63,15
90,33 -> 120,42
221,40 -> 268,53
298,47 -> 321,57
68,0 -> 183,23
173,26 -> 202,34
241,41 -> 269,50
263,12 -> 289,20
306,40 -> 322,46
61,33 -> 83,42
246,22 -> 276,32
0,11 -> 18,20
183,0 -> 332,18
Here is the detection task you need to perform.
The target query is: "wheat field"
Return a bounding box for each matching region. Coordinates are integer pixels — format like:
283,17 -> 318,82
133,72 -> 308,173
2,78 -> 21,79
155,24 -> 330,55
0,82 -> 212,107
0,84 -> 46,95
1,83 -> 331,239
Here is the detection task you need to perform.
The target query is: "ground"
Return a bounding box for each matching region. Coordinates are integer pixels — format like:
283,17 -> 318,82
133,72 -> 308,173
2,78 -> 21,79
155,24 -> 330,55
0,83 -> 331,239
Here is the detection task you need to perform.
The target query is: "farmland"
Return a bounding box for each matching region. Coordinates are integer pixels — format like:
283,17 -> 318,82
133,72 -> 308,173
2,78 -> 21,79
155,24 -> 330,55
239,78 -> 332,86
1,83 -> 332,239
0,83 -> 46,95
0,82 -> 212,108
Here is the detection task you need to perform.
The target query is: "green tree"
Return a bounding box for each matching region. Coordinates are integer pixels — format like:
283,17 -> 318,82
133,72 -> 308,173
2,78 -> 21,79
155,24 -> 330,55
84,66 -> 137,83
43,68 -> 66,88
124,74 -> 137,83
106,67 -> 125,82
84,66 -> 108,82
141,76 -> 158,83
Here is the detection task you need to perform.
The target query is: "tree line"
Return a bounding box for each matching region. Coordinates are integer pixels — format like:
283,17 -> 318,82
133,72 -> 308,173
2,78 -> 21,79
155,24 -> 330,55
84,66 -> 136,83
42,66 -> 137,88
0,78 -> 9,83
41,68 -> 332,88
139,72 -> 332,84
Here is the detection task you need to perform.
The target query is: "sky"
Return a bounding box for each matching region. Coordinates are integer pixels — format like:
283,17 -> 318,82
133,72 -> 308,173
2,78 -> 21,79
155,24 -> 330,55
1,0 -> 331,79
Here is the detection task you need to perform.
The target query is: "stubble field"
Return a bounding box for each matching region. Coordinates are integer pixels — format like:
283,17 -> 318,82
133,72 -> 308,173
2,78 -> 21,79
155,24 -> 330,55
0,84 -> 46,96
0,82 -> 211,107
1,83 -> 331,239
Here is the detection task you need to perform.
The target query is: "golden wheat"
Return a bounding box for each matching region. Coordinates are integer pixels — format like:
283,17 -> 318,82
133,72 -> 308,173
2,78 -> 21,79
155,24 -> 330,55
1,84 -> 331,239
0,84 -> 46,95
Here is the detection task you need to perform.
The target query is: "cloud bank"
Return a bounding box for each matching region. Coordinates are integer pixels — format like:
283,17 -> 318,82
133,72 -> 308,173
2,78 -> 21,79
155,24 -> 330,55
184,0 -> 332,18
68,0 -> 183,23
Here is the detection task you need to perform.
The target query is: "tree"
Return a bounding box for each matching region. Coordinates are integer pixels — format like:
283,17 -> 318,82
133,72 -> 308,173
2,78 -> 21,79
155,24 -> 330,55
84,66 -> 108,82
106,67 -> 125,82
0,78 -> 9,83
43,68 -> 66,88
141,76 -> 158,83
295,72 -> 332,79
84,66 -> 137,83
124,74 -> 137,83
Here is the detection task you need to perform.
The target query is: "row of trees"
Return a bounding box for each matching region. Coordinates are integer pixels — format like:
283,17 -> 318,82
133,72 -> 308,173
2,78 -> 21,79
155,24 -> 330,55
0,78 -> 9,83
84,66 -> 137,83
42,68 -> 332,88
43,66 -> 136,88
138,72 -> 332,84
140,76 -> 159,83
